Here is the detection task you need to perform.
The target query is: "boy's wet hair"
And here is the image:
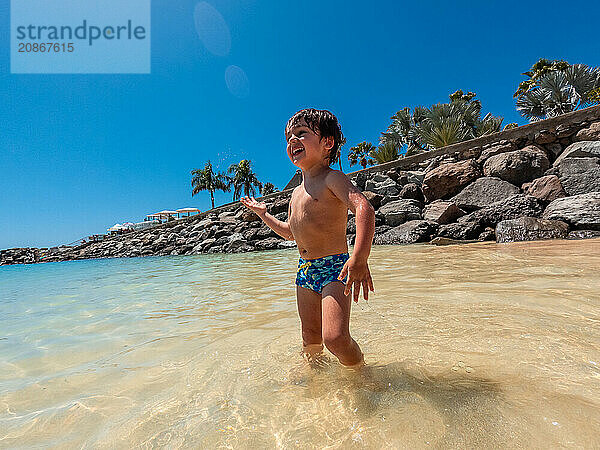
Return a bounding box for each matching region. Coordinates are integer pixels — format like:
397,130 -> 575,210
286,108 -> 345,166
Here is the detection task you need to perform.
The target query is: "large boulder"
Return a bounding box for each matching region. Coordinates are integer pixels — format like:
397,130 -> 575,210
542,192 -> 600,230
521,175 -> 566,203
269,198 -> 290,215
553,141 -> 600,167
422,159 -> 481,202
460,194 -> 545,228
495,217 -> 569,243
254,237 -> 283,250
483,145 -> 550,186
437,221 -> 484,240
377,199 -> 422,226
423,200 -> 465,224
557,157 -> 600,195
451,177 -> 520,210
574,122 -> 600,142
374,220 -> 438,245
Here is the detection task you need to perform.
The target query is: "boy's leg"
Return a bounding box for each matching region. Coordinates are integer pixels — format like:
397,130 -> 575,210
296,286 -> 324,357
321,281 -> 363,367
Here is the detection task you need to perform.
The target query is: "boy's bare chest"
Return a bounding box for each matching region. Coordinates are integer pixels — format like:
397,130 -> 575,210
289,185 -> 339,222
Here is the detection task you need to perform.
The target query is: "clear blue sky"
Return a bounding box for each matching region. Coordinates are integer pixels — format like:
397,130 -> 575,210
1,0 -> 599,249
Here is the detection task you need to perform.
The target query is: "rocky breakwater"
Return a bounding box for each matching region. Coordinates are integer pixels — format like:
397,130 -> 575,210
2,115 -> 600,266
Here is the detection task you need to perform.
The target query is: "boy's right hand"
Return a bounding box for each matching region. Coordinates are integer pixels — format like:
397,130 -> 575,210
240,197 -> 267,217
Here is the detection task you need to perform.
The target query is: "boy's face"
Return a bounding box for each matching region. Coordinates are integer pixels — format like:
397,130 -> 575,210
285,119 -> 333,170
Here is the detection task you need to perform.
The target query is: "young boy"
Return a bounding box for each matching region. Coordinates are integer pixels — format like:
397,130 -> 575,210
240,108 -> 375,368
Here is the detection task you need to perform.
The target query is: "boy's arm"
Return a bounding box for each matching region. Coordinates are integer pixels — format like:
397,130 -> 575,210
325,170 -> 375,302
240,197 -> 294,240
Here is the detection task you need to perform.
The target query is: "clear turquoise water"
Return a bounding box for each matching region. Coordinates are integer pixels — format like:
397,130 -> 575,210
1,241 -> 600,448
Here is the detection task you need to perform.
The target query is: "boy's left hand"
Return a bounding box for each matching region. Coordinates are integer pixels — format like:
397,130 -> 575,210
338,257 -> 374,302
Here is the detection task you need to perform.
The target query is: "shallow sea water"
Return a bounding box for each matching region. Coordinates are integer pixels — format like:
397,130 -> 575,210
1,239 -> 599,448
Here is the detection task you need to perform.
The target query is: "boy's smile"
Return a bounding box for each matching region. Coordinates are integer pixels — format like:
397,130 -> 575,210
285,120 -> 332,169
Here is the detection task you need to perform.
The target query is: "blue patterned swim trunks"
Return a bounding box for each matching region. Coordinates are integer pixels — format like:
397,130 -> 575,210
295,253 -> 349,294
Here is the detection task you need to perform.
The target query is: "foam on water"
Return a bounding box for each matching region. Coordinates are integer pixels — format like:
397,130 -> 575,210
1,240 -> 599,448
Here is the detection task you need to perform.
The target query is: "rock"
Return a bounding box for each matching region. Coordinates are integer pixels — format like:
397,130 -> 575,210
214,236 -> 230,247
255,237 -> 282,250
483,145 -> 549,186
542,192 -> 600,230
242,228 -> 260,240
430,237 -> 476,246
477,142 -> 515,163
218,211 -> 237,224
574,122 -> 600,142
558,157 -> 600,195
534,130 -> 556,145
405,171 -> 425,185
347,216 -> 356,234
423,200 -> 465,224
240,210 -> 260,222
380,195 -> 400,206
256,226 -> 277,238
373,220 -> 438,245
353,172 -> 368,190
269,198 -> 289,215
377,199 -> 422,226
522,175 -> 566,203
495,217 -> 569,243
478,227 -> 496,241
386,170 -> 399,182
278,240 -> 297,249
422,159 -> 481,202
553,141 -> 600,167
460,194 -> 545,228
224,233 -> 246,252
437,222 -> 484,240
568,230 -> 600,240
365,178 -> 400,196
545,143 -> 563,161
399,183 -> 425,203
362,191 -> 383,209
274,212 -> 288,221
451,177 -> 520,210
370,173 -> 390,183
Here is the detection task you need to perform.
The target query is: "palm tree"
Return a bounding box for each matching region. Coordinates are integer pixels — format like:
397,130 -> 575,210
227,159 -> 262,200
370,142 -> 399,164
515,60 -> 600,121
191,161 -> 230,209
380,91 -> 503,154
348,141 -> 376,169
261,182 -> 278,196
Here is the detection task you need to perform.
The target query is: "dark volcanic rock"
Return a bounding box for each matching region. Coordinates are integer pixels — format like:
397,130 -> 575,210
362,191 -> 383,209
557,157 -> 600,195
542,192 -> 600,230
483,145 -> 549,186
269,198 -> 290,215
437,221 -> 484,240
495,217 -> 569,243
422,159 -> 481,202
478,228 -> 496,241
522,175 -> 566,203
451,177 -> 520,210
460,194 -> 545,228
399,183 -> 425,203
423,200 -> 465,225
254,237 -> 283,250
377,199 -> 422,226
374,220 -> 438,245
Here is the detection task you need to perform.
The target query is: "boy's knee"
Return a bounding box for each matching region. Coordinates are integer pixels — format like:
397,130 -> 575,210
323,331 -> 351,354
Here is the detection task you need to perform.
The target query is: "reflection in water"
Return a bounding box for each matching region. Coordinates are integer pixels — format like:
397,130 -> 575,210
1,239 -> 599,448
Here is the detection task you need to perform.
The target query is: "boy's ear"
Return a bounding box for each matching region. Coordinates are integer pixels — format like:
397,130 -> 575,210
322,136 -> 334,150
